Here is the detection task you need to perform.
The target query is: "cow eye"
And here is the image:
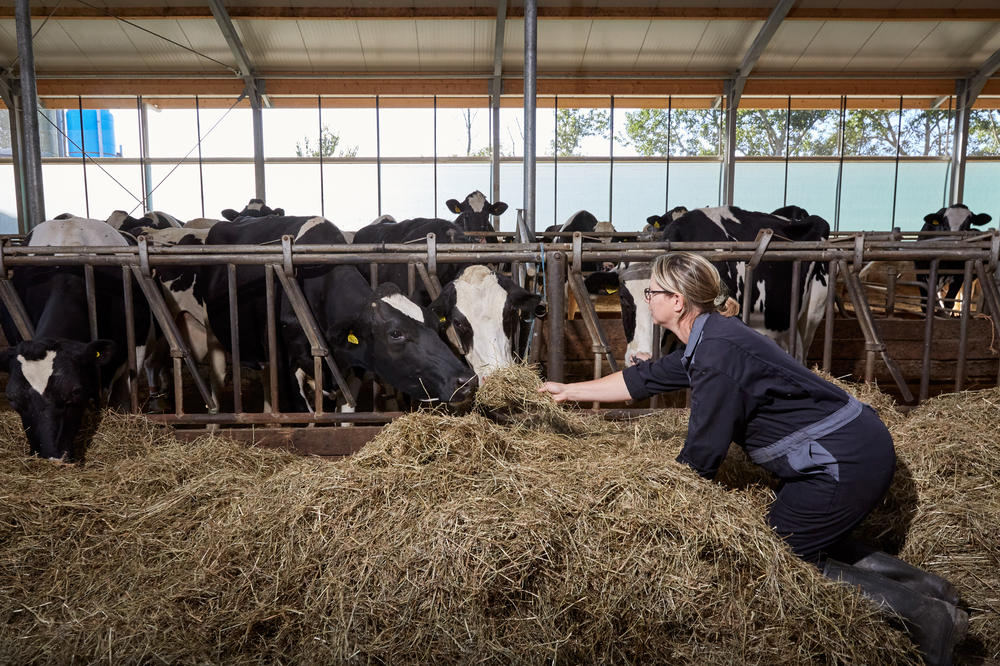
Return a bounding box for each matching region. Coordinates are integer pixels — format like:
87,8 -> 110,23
389,329 -> 405,341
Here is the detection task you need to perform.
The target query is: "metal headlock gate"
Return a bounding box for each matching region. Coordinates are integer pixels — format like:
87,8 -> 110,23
1,229 -> 999,454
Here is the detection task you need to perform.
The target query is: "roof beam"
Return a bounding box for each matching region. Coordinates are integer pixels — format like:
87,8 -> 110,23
206,0 -> 270,108
7,6 -> 1000,20
731,0 -> 795,107
967,45 -> 1000,102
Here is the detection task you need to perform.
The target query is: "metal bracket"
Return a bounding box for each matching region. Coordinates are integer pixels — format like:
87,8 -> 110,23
138,235 -> 151,277
572,231 -> 583,273
566,267 -> 619,374
281,235 -> 294,277
990,230 -> 999,271
853,233 -> 866,273
747,228 -> 773,270
426,233 -> 437,277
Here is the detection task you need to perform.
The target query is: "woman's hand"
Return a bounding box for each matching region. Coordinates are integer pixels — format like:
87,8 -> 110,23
538,381 -> 572,403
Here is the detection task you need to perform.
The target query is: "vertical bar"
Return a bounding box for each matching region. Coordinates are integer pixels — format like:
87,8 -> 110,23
608,95 -> 614,225
433,95 -> 438,215
227,263 -> 242,413
251,90 -> 265,202
722,81 -> 737,206
195,96 -> 205,217
318,95 -> 325,219
84,264 -> 99,342
886,269 -> 896,316
15,0 -> 46,230
137,96 -> 148,212
121,266 -> 139,413
77,97 -> 90,218
822,260 -> 837,372
783,95 -> 791,206
546,251 -> 566,383
313,355 -> 323,416
787,260 -> 801,359
523,0 -> 537,239
265,265 -> 279,415
890,96 -> 903,230
834,97 -> 847,233
665,96 -> 672,211
553,95 -> 558,228
955,261 -> 973,392
949,79 -> 970,205
741,265 -> 754,325
173,357 -> 183,416
919,259 -> 939,402
375,94 -> 382,216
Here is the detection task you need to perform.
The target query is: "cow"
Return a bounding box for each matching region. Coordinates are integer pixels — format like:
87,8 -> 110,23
600,206 -> 830,366
197,215 -> 476,413
915,204 -> 993,315
221,198 -> 285,222
122,225 -> 227,412
644,205 -> 689,234
543,210 -> 623,274
446,191 -> 508,240
352,217 -> 543,379
107,210 -> 183,233
0,216 -> 150,461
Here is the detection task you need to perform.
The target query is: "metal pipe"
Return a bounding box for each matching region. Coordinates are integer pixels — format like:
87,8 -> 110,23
265,265 -> 279,415
251,89 -> 265,201
787,259 -> 801,359
822,260 -> 837,372
14,0 -> 45,229
523,0 -> 537,240
955,261 -> 973,392
546,250 -> 565,383
121,266 -> 139,413
919,260 -> 939,402
227,263 -> 243,414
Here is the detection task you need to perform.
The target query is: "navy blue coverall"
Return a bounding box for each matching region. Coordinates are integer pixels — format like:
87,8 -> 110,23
622,312 -> 896,566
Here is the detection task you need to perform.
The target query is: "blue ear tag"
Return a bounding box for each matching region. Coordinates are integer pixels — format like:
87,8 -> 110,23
347,332 -> 359,345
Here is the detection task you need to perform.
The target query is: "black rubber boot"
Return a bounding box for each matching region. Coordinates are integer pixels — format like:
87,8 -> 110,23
822,559 -> 969,666
830,539 -> 960,606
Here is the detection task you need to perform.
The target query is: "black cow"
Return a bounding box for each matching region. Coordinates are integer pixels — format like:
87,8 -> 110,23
353,218 -> 543,380
915,204 -> 993,314
0,217 -> 150,461
446,191 -> 508,240
771,205 -> 812,221
197,215 -> 475,412
544,210 -> 622,274
221,198 -> 285,222
644,205 -> 690,233
604,206 -> 830,366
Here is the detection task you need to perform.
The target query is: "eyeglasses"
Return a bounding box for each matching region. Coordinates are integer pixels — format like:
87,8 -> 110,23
643,288 -> 673,302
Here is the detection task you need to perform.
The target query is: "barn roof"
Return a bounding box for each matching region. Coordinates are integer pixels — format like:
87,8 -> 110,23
0,1 -> 998,106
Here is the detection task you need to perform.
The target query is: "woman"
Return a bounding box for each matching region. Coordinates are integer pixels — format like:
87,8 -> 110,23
540,252 -> 966,666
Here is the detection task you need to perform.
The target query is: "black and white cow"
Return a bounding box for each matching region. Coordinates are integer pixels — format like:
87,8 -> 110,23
124,226 -> 227,411
644,206 -> 689,234
107,210 -> 183,234
544,210 -> 622,273
221,198 -> 285,222
197,215 -> 476,412
446,191 -> 508,240
915,204 -> 994,314
352,217 -> 543,379
0,217 -> 150,461
608,206 -> 830,365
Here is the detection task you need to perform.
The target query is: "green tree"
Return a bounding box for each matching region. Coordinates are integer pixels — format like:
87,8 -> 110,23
620,108 -> 721,156
551,108 -> 609,156
296,125 -> 358,158
735,109 -> 839,156
968,110 -> 1000,156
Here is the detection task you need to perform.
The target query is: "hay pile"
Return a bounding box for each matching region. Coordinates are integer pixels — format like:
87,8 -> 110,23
0,365 -> 992,663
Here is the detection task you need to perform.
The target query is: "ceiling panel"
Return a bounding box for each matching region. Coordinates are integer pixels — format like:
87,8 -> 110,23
688,20 -> 759,71
578,20 -> 650,72
237,19 -> 310,71
294,19 -> 366,72
755,21 -> 825,71
533,20 -> 593,71
415,20 -> 487,71
791,21 -> 881,71
846,21 -> 940,71
355,20 -> 419,71
634,20 -> 713,71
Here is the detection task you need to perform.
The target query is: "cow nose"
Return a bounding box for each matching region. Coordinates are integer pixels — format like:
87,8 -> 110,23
451,373 -> 478,402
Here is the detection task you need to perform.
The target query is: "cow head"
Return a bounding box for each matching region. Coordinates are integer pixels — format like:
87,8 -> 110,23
333,283 -> 477,406
771,205 -> 811,221
429,265 -> 543,380
221,199 -> 285,222
0,338 -> 116,461
645,206 -> 689,234
922,204 -> 992,232
446,191 -> 508,240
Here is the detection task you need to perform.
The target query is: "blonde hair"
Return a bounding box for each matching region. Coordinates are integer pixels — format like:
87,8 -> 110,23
651,251 -> 740,318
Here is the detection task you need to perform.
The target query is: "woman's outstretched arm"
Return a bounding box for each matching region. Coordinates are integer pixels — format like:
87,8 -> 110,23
539,371 -> 632,404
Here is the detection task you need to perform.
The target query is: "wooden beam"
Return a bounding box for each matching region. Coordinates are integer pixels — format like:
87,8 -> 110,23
6,6 -> 1000,20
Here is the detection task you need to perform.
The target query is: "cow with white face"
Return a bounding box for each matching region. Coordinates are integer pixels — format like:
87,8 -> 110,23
429,265 -> 543,380
916,204 -> 994,314
0,216 -> 150,461
446,191 -> 508,241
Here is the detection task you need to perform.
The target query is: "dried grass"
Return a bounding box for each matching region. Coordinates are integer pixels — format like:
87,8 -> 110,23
0,365 -> 992,663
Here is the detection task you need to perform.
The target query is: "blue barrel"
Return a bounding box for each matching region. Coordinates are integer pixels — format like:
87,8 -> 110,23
65,109 -> 117,157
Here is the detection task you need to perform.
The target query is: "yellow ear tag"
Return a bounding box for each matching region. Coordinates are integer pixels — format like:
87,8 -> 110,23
95,351 -> 101,358
604,287 -> 618,295
347,332 -> 359,345
653,222 -> 661,228
439,316 -> 447,323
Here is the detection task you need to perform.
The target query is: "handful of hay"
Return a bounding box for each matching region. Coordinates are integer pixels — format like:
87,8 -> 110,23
3,365 -> 994,663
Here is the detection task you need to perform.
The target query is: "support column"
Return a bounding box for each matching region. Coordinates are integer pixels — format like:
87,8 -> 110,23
523,0 -> 537,239
14,0 -> 45,230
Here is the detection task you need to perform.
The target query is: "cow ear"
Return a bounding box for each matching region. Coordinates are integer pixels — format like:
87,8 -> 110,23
446,199 -> 463,214
273,207 -> 285,216
221,209 -> 238,221
972,213 -> 992,226
489,201 -> 508,216
375,282 -> 403,298
87,340 -> 117,366
923,213 -> 940,225
428,284 -> 454,320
